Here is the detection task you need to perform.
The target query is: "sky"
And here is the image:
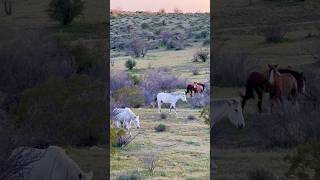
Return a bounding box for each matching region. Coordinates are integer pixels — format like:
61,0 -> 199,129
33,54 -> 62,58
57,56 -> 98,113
110,0 -> 210,13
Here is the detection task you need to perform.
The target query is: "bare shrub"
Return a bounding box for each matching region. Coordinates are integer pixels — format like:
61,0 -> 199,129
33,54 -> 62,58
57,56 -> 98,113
110,71 -> 133,94
190,91 -> 210,108
1,0 -> 12,15
257,14 -> 288,43
173,8 -> 183,14
213,48 -> 250,87
0,111 -> 43,179
139,151 -> 160,173
158,9 -> 165,14
252,98 -> 320,148
246,168 -> 276,180
141,69 -> 186,104
0,28 -> 75,105
191,67 -> 200,75
16,75 -> 107,146
127,37 -> 148,58
193,48 -> 209,62
113,86 -> 145,108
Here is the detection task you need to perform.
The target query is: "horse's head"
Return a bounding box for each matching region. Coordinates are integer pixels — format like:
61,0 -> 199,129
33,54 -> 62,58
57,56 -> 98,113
226,99 -> 245,129
267,64 -> 279,85
79,171 -> 93,180
180,93 -> 187,102
133,116 -> 140,129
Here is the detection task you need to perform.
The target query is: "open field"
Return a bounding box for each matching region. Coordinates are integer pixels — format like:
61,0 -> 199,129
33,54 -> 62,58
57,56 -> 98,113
111,108 -> 210,179
212,0 -> 320,179
110,12 -> 210,179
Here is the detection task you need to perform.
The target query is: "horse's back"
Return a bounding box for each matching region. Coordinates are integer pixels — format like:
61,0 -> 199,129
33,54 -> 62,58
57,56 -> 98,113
278,73 -> 298,96
247,72 -> 266,85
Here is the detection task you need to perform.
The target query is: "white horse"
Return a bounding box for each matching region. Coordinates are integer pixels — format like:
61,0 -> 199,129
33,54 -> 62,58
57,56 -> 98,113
112,107 -> 140,130
211,98 -> 245,173
155,92 -> 187,114
11,146 -> 93,180
211,98 -> 245,129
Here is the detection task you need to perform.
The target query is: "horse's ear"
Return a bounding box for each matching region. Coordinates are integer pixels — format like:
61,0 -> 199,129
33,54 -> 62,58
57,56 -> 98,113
231,99 -> 239,105
268,64 -> 272,68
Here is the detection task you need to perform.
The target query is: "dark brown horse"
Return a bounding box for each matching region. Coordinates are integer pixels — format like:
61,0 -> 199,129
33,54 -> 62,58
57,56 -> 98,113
241,66 -> 305,112
185,82 -> 206,97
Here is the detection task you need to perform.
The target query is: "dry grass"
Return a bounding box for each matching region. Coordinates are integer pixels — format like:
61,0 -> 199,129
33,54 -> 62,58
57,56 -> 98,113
110,108 -> 210,179
111,43 -> 210,83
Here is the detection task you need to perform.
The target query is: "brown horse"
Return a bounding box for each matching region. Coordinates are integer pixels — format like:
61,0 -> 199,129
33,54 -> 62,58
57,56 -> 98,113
193,82 -> 204,93
266,64 -> 298,111
241,67 -> 305,112
185,82 -> 205,97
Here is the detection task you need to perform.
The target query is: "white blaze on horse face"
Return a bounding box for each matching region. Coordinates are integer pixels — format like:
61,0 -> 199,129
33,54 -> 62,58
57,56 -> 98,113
133,116 -> 140,129
181,94 -> 187,102
269,69 -> 275,85
227,100 -> 245,129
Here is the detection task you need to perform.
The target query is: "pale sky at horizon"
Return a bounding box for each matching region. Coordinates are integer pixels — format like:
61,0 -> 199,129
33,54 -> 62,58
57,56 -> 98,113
110,0 -> 210,13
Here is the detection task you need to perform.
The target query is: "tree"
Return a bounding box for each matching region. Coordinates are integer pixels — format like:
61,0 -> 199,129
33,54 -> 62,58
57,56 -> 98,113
1,0 -> 12,16
47,0 -> 85,25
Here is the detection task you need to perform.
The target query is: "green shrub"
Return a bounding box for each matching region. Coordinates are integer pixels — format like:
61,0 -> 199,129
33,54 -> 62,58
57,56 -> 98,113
200,30 -> 209,39
246,168 -> 276,180
155,124 -> 167,132
69,42 -> 99,74
47,0 -> 85,25
159,113 -> 167,119
141,22 -> 149,29
125,59 -> 137,70
116,171 -> 142,180
286,143 -> 320,180
16,75 -> 106,146
200,107 -> 210,126
129,74 -> 141,85
187,115 -> 196,121
114,86 -> 145,108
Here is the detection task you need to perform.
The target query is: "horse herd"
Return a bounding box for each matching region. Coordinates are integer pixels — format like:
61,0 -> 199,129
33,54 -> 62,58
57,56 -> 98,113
241,64 -> 306,113
112,64 -> 307,133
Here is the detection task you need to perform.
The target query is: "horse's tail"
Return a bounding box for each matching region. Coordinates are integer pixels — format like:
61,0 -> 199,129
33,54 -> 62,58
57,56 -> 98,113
201,83 -> 205,90
242,82 -> 255,99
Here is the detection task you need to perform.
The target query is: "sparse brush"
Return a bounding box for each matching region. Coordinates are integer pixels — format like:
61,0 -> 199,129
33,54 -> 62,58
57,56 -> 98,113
159,113 -> 167,119
155,124 -> 167,132
187,115 -> 197,121
192,67 -> 200,75
125,59 -> 137,70
116,171 -> 142,180
193,48 -> 209,62
139,151 -> 160,173
246,168 -> 276,180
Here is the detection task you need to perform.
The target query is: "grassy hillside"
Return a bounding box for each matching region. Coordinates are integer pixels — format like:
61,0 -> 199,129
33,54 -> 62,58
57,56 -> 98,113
0,1 -> 107,180
212,0 -> 320,179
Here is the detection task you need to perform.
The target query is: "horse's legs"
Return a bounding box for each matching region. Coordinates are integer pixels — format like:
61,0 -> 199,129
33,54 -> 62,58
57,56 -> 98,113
169,104 -> 173,113
256,89 -> 263,113
157,100 -> 163,113
173,104 -> 177,115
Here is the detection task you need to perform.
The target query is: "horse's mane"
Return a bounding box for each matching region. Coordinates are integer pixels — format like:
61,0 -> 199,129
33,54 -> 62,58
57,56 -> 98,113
278,69 -> 305,80
170,92 -> 184,96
